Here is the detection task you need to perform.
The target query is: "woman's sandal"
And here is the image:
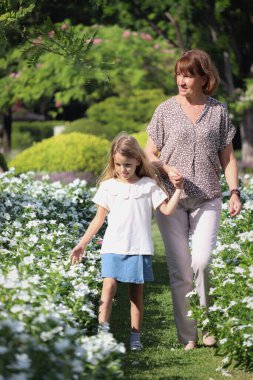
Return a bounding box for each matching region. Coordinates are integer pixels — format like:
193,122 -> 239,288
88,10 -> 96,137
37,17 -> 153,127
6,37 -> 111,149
184,341 -> 197,351
203,334 -> 216,347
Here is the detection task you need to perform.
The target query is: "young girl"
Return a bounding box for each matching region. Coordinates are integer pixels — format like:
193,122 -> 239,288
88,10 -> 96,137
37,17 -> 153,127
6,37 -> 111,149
69,133 -> 183,351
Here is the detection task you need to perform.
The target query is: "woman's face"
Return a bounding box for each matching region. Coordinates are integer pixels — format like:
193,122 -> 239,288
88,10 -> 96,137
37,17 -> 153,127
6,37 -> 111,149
176,72 -> 206,98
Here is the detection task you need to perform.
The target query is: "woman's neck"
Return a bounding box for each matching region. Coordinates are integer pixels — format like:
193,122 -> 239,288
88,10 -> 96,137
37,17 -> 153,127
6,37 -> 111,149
176,93 -> 208,106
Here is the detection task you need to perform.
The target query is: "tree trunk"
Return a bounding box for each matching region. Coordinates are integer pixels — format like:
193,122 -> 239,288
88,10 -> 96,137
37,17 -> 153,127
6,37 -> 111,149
223,51 -> 235,95
240,107 -> 253,168
164,12 -> 185,52
1,109 -> 12,154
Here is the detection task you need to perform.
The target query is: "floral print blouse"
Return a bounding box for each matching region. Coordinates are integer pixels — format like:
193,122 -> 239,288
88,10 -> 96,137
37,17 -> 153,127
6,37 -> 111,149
147,96 -> 236,199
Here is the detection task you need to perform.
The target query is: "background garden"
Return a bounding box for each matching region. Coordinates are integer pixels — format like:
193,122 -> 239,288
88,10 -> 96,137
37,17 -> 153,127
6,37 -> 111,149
0,0 -> 253,379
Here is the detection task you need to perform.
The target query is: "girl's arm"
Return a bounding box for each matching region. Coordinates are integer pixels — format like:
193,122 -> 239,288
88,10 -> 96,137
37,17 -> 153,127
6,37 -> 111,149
159,188 -> 182,216
219,142 -> 242,217
145,137 -> 182,187
69,205 -> 108,265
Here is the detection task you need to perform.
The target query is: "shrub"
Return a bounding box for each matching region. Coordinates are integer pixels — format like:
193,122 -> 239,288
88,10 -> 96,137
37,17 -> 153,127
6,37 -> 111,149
63,89 -> 167,140
9,133 -> 110,176
12,120 -> 60,150
63,118 -> 105,137
131,131 -> 148,148
0,170 -> 125,378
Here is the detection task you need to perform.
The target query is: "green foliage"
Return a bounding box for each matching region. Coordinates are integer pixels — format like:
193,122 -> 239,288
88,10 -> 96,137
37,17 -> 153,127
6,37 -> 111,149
131,131 -> 148,148
12,120 -> 57,150
0,0 -> 35,58
233,79 -> 253,115
0,23 -> 176,114
9,132 -> 110,175
23,19 -> 98,68
84,24 -> 177,100
63,89 -> 167,140
63,118 -> 103,137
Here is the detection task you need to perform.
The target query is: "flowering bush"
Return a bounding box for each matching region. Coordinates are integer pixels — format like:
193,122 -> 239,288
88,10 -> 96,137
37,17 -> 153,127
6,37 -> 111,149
188,174 -> 253,372
0,169 -> 124,379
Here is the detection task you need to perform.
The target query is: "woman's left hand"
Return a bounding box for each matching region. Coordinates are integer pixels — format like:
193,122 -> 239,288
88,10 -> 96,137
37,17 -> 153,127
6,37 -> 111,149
229,194 -> 242,217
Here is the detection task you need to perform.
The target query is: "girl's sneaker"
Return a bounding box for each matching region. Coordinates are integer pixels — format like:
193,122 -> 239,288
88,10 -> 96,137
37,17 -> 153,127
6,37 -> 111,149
130,340 -> 143,351
130,331 -> 143,351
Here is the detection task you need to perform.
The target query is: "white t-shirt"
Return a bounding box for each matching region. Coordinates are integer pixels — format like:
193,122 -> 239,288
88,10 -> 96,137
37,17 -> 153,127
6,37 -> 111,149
92,177 -> 168,255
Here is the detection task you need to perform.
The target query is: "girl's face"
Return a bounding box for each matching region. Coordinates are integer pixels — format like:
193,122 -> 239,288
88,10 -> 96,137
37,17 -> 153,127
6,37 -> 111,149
176,71 -> 206,98
114,152 -> 140,183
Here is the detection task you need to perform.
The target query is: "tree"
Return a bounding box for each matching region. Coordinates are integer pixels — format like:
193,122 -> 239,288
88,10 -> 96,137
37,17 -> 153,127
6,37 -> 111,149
1,0 -> 253,164
0,0 -> 105,153
0,21 -> 177,152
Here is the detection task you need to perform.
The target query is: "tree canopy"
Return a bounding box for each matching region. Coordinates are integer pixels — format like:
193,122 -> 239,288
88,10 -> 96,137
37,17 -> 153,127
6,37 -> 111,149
0,0 -> 253,162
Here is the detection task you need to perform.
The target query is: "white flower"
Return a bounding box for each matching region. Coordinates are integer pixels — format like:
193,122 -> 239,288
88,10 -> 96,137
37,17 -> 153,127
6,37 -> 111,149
202,318 -> 209,327
23,255 -> 35,265
219,338 -> 228,345
10,305 -> 23,314
185,289 -> 197,298
0,346 -> 8,354
3,213 -> 11,220
11,353 -> 31,370
234,267 -> 245,274
54,339 -> 71,353
221,369 -> 232,377
28,235 -> 39,245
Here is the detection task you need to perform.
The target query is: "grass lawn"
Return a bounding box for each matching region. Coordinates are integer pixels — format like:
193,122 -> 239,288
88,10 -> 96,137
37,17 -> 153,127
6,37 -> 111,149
110,222 -> 253,380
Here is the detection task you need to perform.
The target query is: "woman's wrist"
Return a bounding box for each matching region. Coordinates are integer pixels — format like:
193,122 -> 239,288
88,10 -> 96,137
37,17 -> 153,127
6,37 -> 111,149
230,188 -> 240,198
160,161 -> 169,174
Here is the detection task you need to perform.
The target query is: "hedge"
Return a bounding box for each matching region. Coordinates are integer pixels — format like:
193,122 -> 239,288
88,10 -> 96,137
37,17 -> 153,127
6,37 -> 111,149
9,133 -> 110,176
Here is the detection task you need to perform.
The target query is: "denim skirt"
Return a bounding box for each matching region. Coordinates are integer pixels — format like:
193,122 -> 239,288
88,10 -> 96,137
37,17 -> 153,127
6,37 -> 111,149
101,253 -> 154,284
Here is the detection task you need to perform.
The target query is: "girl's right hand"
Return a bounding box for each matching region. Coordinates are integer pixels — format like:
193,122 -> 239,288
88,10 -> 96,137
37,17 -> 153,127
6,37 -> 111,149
69,243 -> 85,265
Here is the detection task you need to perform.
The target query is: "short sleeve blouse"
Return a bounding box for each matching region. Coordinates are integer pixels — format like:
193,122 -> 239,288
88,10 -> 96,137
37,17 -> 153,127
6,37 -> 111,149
147,96 -> 236,199
92,177 -> 168,255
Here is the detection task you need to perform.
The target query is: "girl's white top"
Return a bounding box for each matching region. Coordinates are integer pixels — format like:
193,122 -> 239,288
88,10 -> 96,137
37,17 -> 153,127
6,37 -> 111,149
92,177 -> 168,255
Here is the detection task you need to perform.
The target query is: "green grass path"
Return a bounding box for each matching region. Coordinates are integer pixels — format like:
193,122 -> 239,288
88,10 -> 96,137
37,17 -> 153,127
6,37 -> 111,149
110,222 -> 253,380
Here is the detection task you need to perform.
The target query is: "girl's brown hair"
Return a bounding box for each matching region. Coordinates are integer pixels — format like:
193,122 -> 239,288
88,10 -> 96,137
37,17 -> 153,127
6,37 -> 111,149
175,49 -> 220,95
98,132 -> 157,184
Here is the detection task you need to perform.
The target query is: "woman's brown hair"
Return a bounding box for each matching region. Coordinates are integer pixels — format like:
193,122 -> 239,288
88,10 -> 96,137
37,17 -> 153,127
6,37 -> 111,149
175,49 -> 220,95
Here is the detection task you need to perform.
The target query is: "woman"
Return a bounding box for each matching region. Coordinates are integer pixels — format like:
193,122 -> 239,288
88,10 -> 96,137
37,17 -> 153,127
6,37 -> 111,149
145,49 -> 242,350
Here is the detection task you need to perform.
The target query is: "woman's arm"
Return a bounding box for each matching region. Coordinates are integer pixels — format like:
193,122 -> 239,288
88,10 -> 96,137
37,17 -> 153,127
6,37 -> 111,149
69,205 -> 108,264
219,142 -> 242,217
145,136 -> 182,186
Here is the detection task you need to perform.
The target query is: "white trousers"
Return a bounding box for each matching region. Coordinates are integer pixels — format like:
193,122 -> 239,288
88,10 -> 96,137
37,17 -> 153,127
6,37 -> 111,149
155,197 -> 222,344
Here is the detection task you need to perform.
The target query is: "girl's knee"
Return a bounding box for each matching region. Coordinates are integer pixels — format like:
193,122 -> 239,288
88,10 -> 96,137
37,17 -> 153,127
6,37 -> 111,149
102,278 -> 117,297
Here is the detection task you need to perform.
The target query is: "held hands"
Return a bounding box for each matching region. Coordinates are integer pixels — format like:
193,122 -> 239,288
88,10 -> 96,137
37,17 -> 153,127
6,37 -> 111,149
229,194 -> 242,217
69,242 -> 85,265
167,166 -> 184,190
